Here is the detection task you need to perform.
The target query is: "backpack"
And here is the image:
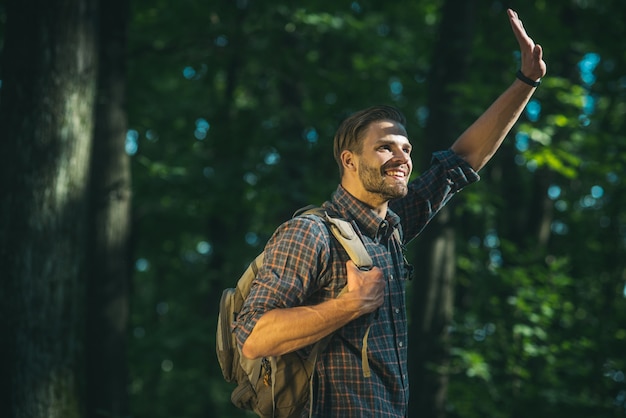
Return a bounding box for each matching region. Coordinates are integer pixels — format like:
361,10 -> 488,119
216,206 -> 374,418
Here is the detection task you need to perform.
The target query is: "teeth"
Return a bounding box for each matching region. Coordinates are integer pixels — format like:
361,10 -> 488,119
386,171 -> 405,177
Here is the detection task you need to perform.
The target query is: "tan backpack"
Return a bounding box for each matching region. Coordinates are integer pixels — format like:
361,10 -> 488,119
216,207 -> 374,418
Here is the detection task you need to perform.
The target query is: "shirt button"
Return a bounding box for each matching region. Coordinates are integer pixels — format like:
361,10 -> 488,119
394,308 -> 400,314
390,274 -> 394,281
398,341 -> 404,347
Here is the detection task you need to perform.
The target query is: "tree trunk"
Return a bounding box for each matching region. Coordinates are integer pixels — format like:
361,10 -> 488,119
408,1 -> 475,417
0,0 -> 98,417
85,0 -> 131,416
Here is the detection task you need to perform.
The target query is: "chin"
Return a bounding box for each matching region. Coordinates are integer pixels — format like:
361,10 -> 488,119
395,183 -> 409,195
395,190 -> 409,199
385,188 -> 408,201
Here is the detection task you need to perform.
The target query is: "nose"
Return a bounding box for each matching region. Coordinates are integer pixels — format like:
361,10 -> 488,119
392,148 -> 410,164
391,150 -> 412,174
397,151 -> 409,161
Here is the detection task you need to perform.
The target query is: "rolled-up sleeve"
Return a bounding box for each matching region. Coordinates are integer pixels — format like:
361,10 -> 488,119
431,150 -> 480,190
232,216 -> 331,349
390,149 -> 480,242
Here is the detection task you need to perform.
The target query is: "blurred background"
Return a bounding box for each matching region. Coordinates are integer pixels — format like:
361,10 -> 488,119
1,0 -> 625,417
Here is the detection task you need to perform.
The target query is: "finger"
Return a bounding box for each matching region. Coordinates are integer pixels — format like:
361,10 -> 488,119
345,259 -> 357,274
507,8 -> 517,20
534,45 -> 547,77
508,9 -> 534,48
345,260 -> 370,276
534,44 -> 543,60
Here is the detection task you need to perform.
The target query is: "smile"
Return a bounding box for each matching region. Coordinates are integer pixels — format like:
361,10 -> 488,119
384,169 -> 407,179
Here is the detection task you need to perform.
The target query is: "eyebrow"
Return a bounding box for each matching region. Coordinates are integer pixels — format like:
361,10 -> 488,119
376,138 -> 412,150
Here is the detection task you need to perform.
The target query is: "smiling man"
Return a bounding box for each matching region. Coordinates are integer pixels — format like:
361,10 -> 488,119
233,9 -> 546,418
341,117 -> 413,213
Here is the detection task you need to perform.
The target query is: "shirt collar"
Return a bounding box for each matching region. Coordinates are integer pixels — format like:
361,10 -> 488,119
324,185 -> 401,241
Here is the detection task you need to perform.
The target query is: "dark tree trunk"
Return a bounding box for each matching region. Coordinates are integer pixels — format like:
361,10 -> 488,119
408,1 -> 475,417
85,0 -> 131,416
0,0 -> 98,416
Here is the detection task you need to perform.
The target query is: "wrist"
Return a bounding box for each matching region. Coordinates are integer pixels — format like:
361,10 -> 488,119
516,69 -> 541,87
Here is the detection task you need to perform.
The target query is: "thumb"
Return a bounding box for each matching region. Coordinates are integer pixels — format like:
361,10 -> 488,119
346,259 -> 372,272
534,44 -> 543,61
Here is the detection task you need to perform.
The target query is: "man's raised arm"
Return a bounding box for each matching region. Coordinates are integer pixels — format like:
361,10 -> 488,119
451,9 -> 548,171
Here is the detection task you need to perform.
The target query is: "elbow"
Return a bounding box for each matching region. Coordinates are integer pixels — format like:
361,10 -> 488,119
239,313 -> 271,359
242,330 -> 280,359
450,144 -> 488,172
241,340 -> 259,360
454,151 -> 486,172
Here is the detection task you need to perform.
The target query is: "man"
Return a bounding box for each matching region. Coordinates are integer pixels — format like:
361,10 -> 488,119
234,8 -> 546,418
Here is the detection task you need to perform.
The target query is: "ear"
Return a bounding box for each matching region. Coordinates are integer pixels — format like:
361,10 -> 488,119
340,150 -> 357,172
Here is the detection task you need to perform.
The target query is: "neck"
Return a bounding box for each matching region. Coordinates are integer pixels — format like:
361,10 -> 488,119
340,180 -> 389,219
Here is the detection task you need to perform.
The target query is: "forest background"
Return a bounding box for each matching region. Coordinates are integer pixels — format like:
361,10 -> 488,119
1,0 -> 625,417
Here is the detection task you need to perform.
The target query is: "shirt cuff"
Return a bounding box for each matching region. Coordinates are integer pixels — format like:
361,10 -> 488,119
432,149 -> 480,189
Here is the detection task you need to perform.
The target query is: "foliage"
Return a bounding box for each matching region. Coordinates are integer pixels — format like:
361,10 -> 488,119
120,0 -> 626,417
446,2 -> 626,417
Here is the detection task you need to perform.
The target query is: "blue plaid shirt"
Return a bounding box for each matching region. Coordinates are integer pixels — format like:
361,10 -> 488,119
234,150 -> 479,417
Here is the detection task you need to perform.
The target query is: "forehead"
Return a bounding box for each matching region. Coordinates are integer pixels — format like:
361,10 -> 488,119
363,119 -> 410,144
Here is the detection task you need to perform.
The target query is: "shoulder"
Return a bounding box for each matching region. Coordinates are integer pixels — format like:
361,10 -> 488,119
266,214 -> 332,260
260,214 -> 334,300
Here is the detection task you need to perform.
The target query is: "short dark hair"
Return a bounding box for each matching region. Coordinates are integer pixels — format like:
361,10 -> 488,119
333,105 -> 406,177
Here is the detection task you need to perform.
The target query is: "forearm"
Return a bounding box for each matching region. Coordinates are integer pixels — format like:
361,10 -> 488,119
451,79 -> 536,171
241,295 -> 364,359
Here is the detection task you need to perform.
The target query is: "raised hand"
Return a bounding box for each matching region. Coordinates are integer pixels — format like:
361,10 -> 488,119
508,9 -> 547,82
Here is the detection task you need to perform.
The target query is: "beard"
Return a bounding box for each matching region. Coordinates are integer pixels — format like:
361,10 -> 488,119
358,159 -> 409,201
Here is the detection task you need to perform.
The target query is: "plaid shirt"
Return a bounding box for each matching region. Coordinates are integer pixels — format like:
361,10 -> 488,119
234,150 -> 479,417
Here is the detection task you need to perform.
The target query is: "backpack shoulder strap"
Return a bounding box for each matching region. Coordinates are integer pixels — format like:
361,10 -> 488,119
294,206 -> 373,270
293,205 -> 376,417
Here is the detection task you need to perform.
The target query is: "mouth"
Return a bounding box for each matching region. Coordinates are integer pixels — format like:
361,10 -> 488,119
384,168 -> 408,180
